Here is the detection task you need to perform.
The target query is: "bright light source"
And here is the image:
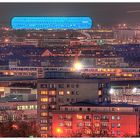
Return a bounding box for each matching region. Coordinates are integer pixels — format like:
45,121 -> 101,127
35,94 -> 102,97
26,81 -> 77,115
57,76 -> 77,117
4,38 -> 9,43
12,124 -> 19,130
109,88 -> 114,95
132,87 -> 137,93
56,128 -> 62,134
73,62 -> 83,71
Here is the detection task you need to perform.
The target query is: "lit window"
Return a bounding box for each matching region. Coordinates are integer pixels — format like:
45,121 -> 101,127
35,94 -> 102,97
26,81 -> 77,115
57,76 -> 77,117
41,112 -> 48,117
117,123 -> 121,128
94,116 -> 100,120
66,114 -> 72,119
95,123 -> 100,127
59,115 -> 63,119
58,91 -> 64,95
49,90 -> 56,95
40,105 -> 48,110
77,122 -> 83,127
112,116 -> 115,120
41,127 -> 48,131
65,122 -> 72,127
66,91 -> 70,95
85,122 -> 91,126
76,114 -> 83,120
40,91 -> 48,95
112,131 -> 115,135
41,134 -> 48,137
117,116 -> 120,120
40,98 -> 48,102
76,91 -> 79,95
95,131 -> 100,134
40,120 -> 47,123
58,122 -> 64,126
98,90 -> 102,96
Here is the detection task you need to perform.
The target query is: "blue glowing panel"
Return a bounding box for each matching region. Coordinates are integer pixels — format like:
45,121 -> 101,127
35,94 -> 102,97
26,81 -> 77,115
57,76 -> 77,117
11,17 -> 93,30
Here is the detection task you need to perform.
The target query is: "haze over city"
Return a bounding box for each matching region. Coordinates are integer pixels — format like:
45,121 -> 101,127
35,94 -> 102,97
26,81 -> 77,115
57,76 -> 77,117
0,3 -> 140,25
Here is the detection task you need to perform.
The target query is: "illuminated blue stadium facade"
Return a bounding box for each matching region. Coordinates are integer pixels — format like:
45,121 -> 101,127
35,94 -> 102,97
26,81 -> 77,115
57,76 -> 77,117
11,17 -> 92,30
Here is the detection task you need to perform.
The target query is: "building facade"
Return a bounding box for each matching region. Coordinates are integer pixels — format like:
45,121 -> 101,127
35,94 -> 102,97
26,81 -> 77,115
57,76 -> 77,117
37,71 -> 110,137
52,104 -> 139,137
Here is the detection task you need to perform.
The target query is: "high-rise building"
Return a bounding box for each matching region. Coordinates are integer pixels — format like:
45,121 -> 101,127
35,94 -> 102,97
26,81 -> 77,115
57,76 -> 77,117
37,71 -> 110,137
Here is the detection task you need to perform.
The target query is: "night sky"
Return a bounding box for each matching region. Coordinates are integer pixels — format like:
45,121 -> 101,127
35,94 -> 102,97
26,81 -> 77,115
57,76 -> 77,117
0,3 -> 140,26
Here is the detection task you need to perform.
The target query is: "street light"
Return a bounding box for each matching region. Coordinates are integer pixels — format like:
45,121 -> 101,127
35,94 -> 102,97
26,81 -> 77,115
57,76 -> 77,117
56,128 -> 63,137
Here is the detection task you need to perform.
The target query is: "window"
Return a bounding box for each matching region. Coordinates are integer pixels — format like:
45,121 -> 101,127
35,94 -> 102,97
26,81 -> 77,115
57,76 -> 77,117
40,98 -> 48,102
102,123 -> 108,127
66,91 -> 70,95
117,116 -> 120,120
117,123 -> 121,128
40,105 -> 47,110
111,124 -> 115,128
94,116 -> 100,120
59,115 -> 63,119
67,84 -> 70,88
59,91 -> 64,95
71,91 -> 74,95
66,114 -> 72,119
85,122 -> 91,126
112,116 -> 115,120
71,99 -> 74,102
85,115 -> 90,120
79,108 -> 82,111
58,122 -> 64,126
87,108 -> 91,111
95,123 -> 100,127
77,122 -> 83,127
71,84 -> 74,88
49,90 -> 56,95
58,84 -> 64,88
41,134 -> 48,137
112,131 -> 115,135
41,112 -> 48,117
40,91 -> 48,95
40,120 -> 47,124
76,84 -> 79,88
41,127 -> 48,131
40,84 -> 47,88
117,131 -> 120,135
98,90 -> 102,96
49,84 -> 55,88
65,122 -> 72,127
76,91 -> 79,95
102,115 -> 108,120
76,114 -> 83,120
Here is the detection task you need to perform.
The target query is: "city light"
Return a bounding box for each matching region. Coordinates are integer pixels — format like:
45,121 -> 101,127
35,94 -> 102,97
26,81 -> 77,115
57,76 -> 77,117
109,88 -> 114,95
12,124 -> 19,130
73,62 -> 83,71
4,38 -> 9,43
56,128 -> 63,134
132,87 -> 137,93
